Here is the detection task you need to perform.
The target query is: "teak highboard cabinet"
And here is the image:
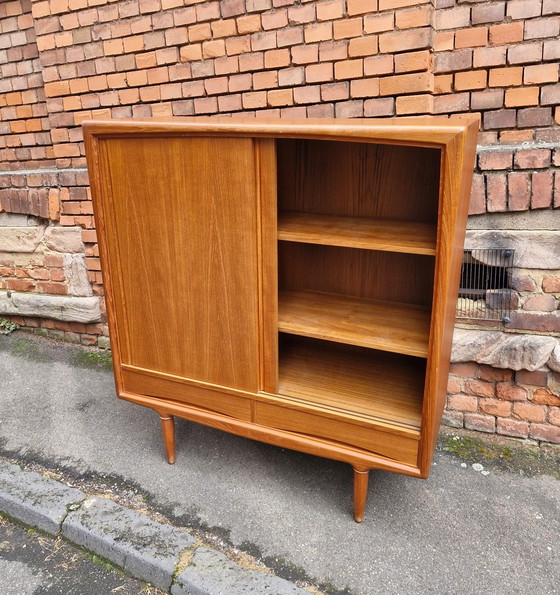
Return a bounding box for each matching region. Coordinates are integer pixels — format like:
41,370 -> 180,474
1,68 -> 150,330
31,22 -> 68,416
84,117 -> 478,522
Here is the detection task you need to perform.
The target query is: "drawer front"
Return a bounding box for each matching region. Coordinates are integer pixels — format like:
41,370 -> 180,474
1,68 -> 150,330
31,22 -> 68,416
122,368 -> 252,421
255,401 -> 419,466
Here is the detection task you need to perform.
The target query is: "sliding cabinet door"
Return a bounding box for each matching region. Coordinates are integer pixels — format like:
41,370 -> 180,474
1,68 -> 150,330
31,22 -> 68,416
94,135 -> 262,394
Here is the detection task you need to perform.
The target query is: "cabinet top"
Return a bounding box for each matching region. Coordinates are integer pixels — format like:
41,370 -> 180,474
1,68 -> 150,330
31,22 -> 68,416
82,115 -> 479,148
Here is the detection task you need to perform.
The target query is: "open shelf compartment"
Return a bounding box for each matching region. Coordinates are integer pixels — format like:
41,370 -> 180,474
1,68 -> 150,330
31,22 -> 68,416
277,335 -> 424,434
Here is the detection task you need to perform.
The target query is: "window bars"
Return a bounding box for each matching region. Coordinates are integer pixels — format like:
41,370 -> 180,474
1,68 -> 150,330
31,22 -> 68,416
456,248 -> 515,323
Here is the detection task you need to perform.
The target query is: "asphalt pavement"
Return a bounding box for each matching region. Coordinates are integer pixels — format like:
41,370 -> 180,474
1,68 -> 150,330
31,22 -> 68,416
0,332 -> 559,594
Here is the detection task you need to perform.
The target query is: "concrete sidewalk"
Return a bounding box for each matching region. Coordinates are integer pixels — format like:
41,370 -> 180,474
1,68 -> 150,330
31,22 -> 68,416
1,332 -> 559,594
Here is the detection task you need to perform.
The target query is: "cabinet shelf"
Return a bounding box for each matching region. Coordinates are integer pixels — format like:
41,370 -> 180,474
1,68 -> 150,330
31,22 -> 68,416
278,212 -> 437,256
278,290 -> 430,358
278,336 -> 423,432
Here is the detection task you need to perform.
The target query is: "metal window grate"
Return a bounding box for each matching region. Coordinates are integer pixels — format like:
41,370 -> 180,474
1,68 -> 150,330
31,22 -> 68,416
456,248 -> 515,323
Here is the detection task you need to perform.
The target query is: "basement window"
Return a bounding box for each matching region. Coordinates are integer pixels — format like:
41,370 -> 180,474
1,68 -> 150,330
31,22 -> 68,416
456,248 -> 515,323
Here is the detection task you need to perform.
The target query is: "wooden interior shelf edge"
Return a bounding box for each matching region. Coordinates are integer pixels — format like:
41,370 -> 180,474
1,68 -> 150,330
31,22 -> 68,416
278,212 -> 437,255
278,290 -> 431,358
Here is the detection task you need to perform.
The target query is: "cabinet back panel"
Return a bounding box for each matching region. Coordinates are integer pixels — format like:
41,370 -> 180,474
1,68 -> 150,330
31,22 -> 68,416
99,136 -> 260,392
277,139 -> 440,223
279,243 -> 435,307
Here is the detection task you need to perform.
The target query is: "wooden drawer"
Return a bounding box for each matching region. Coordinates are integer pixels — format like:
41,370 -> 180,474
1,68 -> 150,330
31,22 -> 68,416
121,367 -> 252,422
254,401 -> 419,467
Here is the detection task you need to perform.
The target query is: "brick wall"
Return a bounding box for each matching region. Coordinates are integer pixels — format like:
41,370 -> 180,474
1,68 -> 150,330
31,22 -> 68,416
0,0 -> 559,442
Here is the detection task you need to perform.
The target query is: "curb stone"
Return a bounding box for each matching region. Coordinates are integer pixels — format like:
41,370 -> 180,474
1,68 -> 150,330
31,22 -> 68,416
62,496 -> 195,592
0,460 -> 86,535
0,459 -> 312,594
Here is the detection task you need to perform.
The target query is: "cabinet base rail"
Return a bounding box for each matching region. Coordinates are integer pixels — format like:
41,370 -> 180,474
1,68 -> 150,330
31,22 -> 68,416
128,395 -> 423,523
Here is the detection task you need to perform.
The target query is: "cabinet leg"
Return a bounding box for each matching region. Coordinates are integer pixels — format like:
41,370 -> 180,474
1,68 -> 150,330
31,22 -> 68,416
353,467 -> 369,523
158,412 -> 176,465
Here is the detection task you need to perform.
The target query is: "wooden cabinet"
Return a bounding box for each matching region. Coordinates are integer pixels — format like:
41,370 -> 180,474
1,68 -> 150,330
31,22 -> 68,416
84,117 -> 478,522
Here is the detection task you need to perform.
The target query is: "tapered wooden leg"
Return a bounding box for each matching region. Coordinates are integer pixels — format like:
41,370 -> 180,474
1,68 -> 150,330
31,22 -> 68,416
353,467 -> 369,523
158,412 -> 176,464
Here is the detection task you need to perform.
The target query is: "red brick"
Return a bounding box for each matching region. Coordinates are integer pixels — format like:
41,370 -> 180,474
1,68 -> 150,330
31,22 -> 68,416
469,173 -> 485,214
262,9 -> 288,30
435,74 -> 453,94
479,150 -> 513,170
508,312 -> 560,333
434,92 -> 469,114
532,389 -> 560,407
347,0 -> 377,16
264,49 -> 290,69
450,362 -> 478,377
507,172 -> 530,211
321,81 -> 349,101
455,27 -> 488,49
267,88 -> 293,107
489,22 -> 524,45
478,366 -> 512,382
514,402 -> 546,423
480,398 -> 512,418
364,12 -> 394,34
496,382 -> 527,402
333,17 -> 363,40
364,54 -> 394,76
37,281 -> 67,295
379,0 -> 429,8
505,87 -> 539,108
395,50 -> 431,74
316,0 -> 344,21
464,378 -> 495,399
242,91 -> 267,109
278,66 -> 304,86
291,44 -> 319,64
524,64 -> 559,85
474,46 -> 506,68
447,375 -> 463,394
542,84 -> 560,106
363,97 -> 394,116
486,173 -> 507,212
496,418 -> 529,439
436,6 -> 470,30
304,22 -> 332,43
464,413 -> 496,433
395,5 -> 431,30
455,70 -> 487,91
379,28 -> 431,54
434,49 -> 472,74
288,4 -> 316,24
508,42 -> 543,65
395,94 -> 433,115
277,27 -> 304,47
516,369 -> 548,387
351,78 -> 380,98
448,394 -> 478,412
334,99 -> 364,118
531,172 -> 554,209
379,71 -> 432,95
483,109 -> 516,130
525,17 -> 560,40
515,149 -> 551,169
544,39 -> 560,60
543,277 -> 560,293
472,2 -> 505,25
349,36 -> 378,58
293,85 -> 321,104
306,62 -> 333,83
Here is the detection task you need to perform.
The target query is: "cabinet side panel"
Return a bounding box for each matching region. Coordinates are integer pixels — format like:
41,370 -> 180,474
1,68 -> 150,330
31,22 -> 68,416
99,136 -> 260,393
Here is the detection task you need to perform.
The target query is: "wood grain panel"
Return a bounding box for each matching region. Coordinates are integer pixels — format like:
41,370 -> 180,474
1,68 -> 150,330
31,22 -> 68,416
255,401 -> 419,466
279,243 -> 435,307
121,368 -> 252,421
100,136 -> 260,392
277,139 -> 441,223
278,290 -> 430,358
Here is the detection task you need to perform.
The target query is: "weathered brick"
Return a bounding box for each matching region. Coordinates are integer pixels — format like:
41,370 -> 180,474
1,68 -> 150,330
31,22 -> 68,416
321,81 -> 349,101
508,312 -> 560,333
448,394 -> 478,412
541,84 -> 560,106
518,107 -> 553,128
525,17 -> 560,40
531,172 -> 554,210
363,97 -> 394,116
434,49 -> 472,73
515,149 -> 551,170
480,398 -> 512,418
532,389 -> 560,407
516,369 -> 549,387
464,413 -> 496,433
472,2 -> 505,25
486,173 -> 507,212
474,46 -> 506,68
508,42 -> 543,65
478,366 -> 513,383
449,362 -> 478,377
464,378 -> 495,399
496,418 -> 529,439
334,100 -> 364,118
447,375 -> 463,395
479,150 -> 512,171
293,84 -> 321,104
319,40 -> 348,61
436,6 -> 470,30
496,382 -> 527,402
514,403 -> 546,423
291,44 -> 319,64
434,92 -> 469,114
469,173 -> 485,214
471,89 -> 504,110
542,277 -> 560,293
484,109 -> 516,130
